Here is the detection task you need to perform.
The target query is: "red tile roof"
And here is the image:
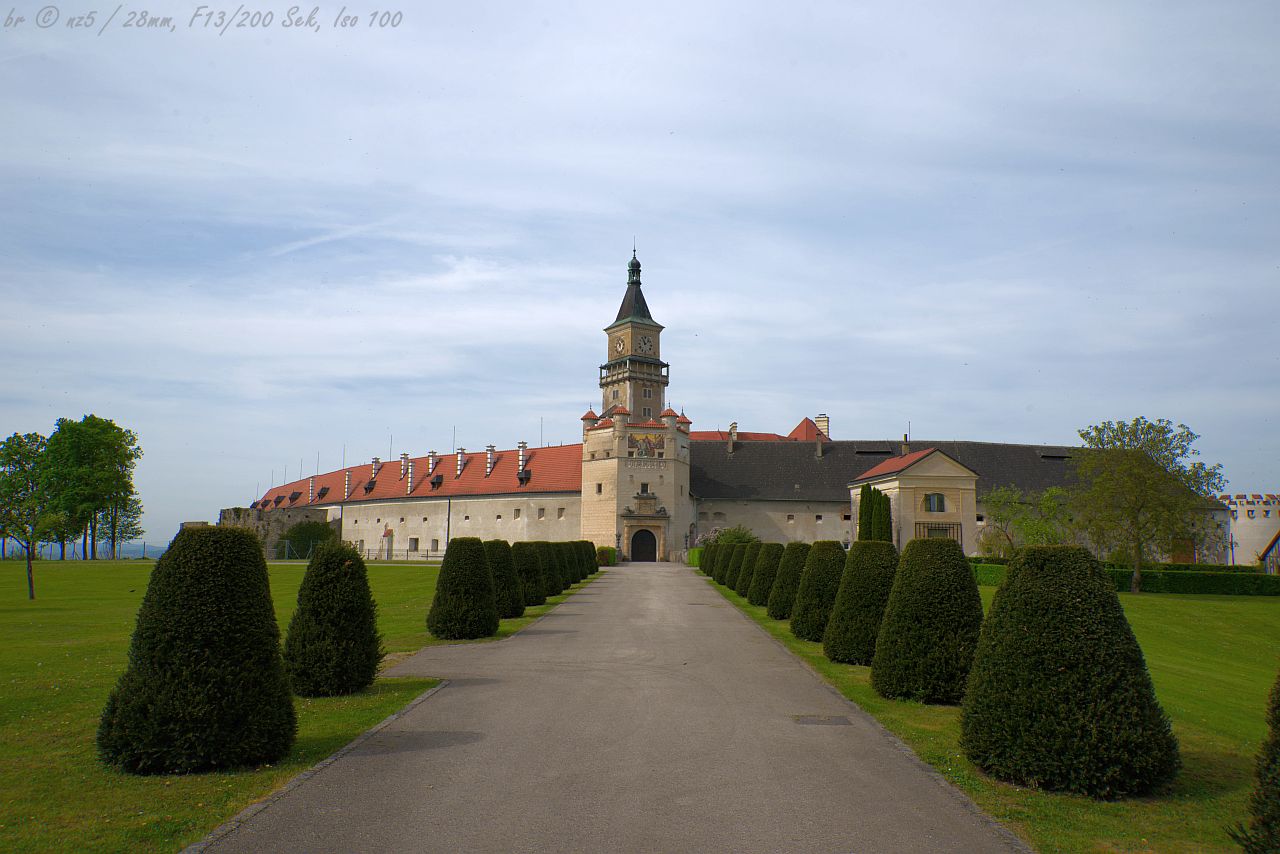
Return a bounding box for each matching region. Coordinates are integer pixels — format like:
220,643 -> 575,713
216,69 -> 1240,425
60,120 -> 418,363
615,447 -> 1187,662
256,444 -> 583,509
676,413 -> 692,425
851,448 -> 938,482
581,409 -> 599,421
585,418 -> 615,431
787,417 -> 830,442
689,430 -> 789,442
660,407 -> 678,417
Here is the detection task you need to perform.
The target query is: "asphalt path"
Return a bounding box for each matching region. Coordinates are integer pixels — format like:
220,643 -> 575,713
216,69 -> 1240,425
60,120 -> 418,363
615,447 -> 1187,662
198,562 -> 1027,853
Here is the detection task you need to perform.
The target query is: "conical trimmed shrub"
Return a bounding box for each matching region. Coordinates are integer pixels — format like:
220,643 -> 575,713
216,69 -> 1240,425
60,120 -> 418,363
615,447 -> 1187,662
790,540 -> 847,642
700,543 -> 718,577
823,540 -> 898,664
712,543 -> 731,584
871,538 -> 982,704
857,484 -> 874,541
512,541 -> 546,606
555,542 -> 580,585
533,541 -> 564,597
576,541 -> 599,576
747,543 -> 784,606
1231,666 -> 1280,851
97,527 -> 296,774
483,539 -> 524,619
282,540 -> 384,697
766,542 -> 811,620
427,537 -> 499,640
723,544 -> 748,590
961,546 -> 1180,798
734,542 -> 762,597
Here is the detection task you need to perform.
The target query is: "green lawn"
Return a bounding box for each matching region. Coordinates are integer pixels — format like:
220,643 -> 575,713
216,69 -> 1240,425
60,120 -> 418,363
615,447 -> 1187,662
707,574 -> 1280,853
0,559 -> 591,853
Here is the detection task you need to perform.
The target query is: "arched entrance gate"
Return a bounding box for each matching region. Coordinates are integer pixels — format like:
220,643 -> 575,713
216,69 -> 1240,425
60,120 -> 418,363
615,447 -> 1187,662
630,529 -> 658,562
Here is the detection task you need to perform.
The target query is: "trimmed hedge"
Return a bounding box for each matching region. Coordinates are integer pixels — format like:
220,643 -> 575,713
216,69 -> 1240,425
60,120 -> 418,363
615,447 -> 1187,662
700,543 -> 718,577
427,537 -> 499,640
1108,561 -> 1260,574
596,545 -> 617,567
576,540 -> 599,576
533,541 -> 565,596
97,527 -> 296,774
1230,665 -> 1280,851
766,542 -> 811,620
1105,568 -> 1280,595
557,541 -> 583,584
282,540 -> 384,696
688,546 -> 704,567
734,542 -> 763,597
790,541 -> 847,642
961,545 -> 1181,798
511,542 -> 546,606
716,543 -> 737,584
823,540 -> 898,665
871,538 -> 983,704
483,539 -> 525,618
747,543 -> 785,606
724,544 -> 749,590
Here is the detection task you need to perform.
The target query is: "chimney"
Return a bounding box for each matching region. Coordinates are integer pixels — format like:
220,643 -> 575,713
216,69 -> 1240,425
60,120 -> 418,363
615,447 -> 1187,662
485,444 -> 496,476
455,448 -> 466,478
371,457 -> 382,479
406,459 -> 415,493
518,441 -> 528,472
727,421 -> 738,454
308,476 -> 315,503
815,437 -> 825,459
344,469 -> 351,498
816,413 -> 830,438
399,452 -> 410,479
901,434 -> 910,456
427,450 -> 438,474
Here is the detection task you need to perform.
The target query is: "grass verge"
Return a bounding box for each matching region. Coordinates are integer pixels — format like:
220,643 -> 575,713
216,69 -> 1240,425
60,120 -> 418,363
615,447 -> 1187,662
704,571 -> 1280,853
1,559 -> 593,852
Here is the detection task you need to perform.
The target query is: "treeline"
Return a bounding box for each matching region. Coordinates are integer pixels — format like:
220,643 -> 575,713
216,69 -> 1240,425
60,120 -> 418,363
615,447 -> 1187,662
0,415 -> 142,599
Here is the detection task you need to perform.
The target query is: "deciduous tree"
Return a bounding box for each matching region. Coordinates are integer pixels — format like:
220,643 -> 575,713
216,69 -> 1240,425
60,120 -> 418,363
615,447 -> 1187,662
1071,417 -> 1225,593
0,432 -> 60,599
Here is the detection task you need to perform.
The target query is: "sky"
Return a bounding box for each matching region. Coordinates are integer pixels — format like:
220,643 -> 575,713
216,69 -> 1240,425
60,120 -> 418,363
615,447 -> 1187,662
2,2 -> 1278,545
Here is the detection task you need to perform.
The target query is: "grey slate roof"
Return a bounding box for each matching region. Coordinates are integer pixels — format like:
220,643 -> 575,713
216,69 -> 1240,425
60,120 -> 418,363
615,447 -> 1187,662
689,439 -> 1079,502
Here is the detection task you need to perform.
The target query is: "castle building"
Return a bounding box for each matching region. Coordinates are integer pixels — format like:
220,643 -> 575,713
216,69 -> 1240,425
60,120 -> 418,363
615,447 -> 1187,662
228,253 -> 1239,566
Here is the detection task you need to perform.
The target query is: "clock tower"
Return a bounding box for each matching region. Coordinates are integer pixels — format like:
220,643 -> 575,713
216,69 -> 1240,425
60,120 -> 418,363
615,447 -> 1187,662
581,252 -> 693,561
599,251 -> 668,421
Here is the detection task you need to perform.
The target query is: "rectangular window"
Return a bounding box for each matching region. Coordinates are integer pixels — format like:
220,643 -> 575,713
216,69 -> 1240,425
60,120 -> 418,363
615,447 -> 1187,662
496,514 -> 502,520
463,514 -> 470,521
557,507 -> 565,520
514,508 -> 521,519
408,537 -> 419,552
643,388 -> 652,399
430,538 -> 439,552
643,407 -> 651,417
640,482 -> 649,493
787,514 -> 795,523
816,514 -> 824,522
538,508 -> 545,520
596,483 -> 603,494
842,514 -> 851,521
925,493 -> 946,512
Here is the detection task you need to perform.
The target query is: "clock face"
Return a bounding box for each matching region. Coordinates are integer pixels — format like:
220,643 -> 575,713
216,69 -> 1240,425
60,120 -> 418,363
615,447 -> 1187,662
614,337 -> 625,353
637,335 -> 654,355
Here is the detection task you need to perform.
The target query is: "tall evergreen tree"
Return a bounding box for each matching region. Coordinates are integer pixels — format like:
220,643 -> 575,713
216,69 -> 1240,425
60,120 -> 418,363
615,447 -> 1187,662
766,542 -> 811,620
858,484 -> 875,541
872,537 -> 982,704
962,546 -> 1180,798
733,542 -> 763,597
427,537 -> 500,640
1231,665 -> 1280,851
823,540 -> 898,664
746,542 -> 785,606
512,541 -> 546,606
790,541 -> 847,642
483,539 -> 524,618
283,540 -> 384,696
97,527 -> 295,773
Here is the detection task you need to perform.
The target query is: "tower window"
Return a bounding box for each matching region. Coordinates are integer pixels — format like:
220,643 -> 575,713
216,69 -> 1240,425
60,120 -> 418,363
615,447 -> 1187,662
643,407 -> 651,417
643,388 -> 652,399
640,482 -> 649,493
596,483 -> 603,494
612,390 -> 619,400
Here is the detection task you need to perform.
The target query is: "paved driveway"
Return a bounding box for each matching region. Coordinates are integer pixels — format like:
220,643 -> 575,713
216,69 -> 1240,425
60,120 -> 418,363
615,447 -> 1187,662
199,563 -> 1026,853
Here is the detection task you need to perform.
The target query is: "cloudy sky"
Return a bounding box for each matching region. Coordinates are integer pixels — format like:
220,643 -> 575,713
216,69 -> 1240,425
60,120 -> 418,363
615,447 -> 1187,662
2,2 -> 1277,544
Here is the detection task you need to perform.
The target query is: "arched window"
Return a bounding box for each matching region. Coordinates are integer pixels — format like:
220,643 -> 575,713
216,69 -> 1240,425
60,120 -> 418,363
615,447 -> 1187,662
924,493 -> 946,513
